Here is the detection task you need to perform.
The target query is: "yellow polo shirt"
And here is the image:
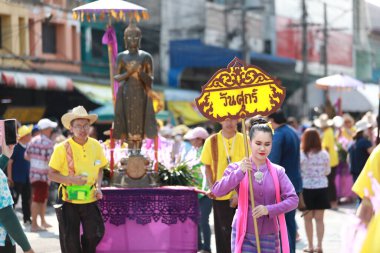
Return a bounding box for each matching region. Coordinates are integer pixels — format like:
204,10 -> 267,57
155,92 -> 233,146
201,131 -> 249,200
322,127 -> 339,167
49,137 -> 108,204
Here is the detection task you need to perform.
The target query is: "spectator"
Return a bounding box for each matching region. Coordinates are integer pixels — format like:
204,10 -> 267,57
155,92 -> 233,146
0,136 -> 35,253
26,118 -> 57,232
7,125 -> 33,225
314,113 -> 339,209
268,110 -> 302,253
300,128 -> 331,253
348,120 -> 374,184
182,127 -> 211,253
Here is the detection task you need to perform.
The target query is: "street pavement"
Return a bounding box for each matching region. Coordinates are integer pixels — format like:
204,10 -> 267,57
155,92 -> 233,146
14,202 -> 357,253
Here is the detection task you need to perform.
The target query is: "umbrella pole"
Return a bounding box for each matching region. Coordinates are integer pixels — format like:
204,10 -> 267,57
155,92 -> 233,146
242,121 -> 261,253
107,18 -> 116,179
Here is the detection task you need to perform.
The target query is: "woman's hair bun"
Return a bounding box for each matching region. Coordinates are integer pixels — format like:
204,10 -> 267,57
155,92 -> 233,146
251,118 -> 268,126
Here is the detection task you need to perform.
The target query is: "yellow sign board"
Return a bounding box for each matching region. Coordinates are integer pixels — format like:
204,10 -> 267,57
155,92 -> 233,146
195,57 -> 286,121
3,106 -> 45,123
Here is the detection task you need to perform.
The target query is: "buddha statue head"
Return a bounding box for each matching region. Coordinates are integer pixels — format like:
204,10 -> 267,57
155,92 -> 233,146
124,21 -> 142,51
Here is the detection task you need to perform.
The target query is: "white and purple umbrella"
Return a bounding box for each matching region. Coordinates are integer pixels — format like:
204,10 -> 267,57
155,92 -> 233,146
315,74 -> 364,115
72,0 -> 148,22
315,74 -> 364,91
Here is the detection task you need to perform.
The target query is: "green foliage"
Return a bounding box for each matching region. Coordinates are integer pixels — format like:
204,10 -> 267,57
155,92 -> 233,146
158,162 -> 196,186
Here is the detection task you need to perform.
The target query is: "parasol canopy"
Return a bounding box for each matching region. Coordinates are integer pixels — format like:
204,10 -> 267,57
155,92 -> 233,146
72,0 -> 149,22
315,74 -> 364,90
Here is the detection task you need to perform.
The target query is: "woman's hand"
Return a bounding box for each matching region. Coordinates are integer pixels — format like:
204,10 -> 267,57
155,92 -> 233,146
240,158 -> 252,174
252,205 -> 269,219
1,137 -> 14,158
206,190 -> 216,200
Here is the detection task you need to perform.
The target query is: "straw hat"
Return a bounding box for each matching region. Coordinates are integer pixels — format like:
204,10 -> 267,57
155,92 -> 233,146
314,113 -> 333,128
184,127 -> 209,140
61,106 -> 98,130
172,124 -> 189,136
342,113 -> 355,126
361,111 -> 377,127
17,125 -> 33,139
355,119 -> 372,133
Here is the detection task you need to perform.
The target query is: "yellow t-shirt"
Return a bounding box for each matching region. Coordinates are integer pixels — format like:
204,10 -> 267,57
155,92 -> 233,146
200,131 -> 249,200
352,144 -> 380,199
322,128 -> 339,167
351,144 -> 380,253
49,137 -> 108,204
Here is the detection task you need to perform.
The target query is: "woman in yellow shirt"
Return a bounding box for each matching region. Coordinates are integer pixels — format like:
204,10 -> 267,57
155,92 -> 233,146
314,114 -> 339,209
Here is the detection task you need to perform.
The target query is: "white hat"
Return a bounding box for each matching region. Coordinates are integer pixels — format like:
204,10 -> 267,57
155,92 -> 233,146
184,127 -> 209,140
355,119 -> 372,133
61,106 -> 97,130
314,113 -> 333,128
37,118 -> 58,130
332,116 -> 344,128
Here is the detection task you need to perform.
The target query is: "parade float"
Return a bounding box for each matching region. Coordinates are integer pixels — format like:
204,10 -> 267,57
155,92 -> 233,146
72,1 -> 286,252
73,1 -> 198,252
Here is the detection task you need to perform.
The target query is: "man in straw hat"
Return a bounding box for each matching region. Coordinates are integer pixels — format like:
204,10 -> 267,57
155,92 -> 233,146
314,113 -> 339,209
7,124 -> 33,225
48,106 -> 108,253
25,118 -> 57,232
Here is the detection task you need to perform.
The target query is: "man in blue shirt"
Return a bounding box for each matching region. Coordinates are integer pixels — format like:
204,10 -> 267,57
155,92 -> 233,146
268,110 -> 302,253
6,125 -> 32,224
348,120 -> 374,183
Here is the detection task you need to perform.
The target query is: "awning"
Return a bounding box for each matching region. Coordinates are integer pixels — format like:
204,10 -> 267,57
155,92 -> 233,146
74,82 -> 112,105
1,71 -> 74,91
169,39 -> 296,86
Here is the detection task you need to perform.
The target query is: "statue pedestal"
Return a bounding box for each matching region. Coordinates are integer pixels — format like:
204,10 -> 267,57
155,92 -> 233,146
111,154 -> 160,188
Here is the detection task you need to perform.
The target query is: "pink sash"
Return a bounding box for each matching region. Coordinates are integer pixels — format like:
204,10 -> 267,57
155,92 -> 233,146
235,158 -> 289,253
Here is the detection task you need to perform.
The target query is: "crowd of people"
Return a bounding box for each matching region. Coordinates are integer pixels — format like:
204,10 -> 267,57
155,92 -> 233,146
0,106 -> 379,253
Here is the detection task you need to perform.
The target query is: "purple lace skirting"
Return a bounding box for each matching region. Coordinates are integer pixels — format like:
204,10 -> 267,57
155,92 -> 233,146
98,187 -> 199,226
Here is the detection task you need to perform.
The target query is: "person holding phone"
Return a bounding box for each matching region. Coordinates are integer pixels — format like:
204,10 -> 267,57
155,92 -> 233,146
0,137 -> 35,253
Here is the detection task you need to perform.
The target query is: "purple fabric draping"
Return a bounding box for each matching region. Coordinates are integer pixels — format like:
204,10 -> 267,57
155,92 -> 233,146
96,219 -> 197,253
98,187 -> 199,226
102,26 -> 119,98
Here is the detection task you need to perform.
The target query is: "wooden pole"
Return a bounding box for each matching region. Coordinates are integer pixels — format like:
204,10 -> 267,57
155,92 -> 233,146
241,121 -> 261,253
107,17 -> 116,179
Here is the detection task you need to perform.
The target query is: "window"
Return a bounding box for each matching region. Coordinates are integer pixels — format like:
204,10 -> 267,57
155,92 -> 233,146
42,21 -> 56,53
91,29 -> 105,58
264,39 -> 271,54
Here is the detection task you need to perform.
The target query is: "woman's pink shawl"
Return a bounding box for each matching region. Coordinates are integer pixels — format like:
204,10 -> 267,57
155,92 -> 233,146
235,158 -> 289,253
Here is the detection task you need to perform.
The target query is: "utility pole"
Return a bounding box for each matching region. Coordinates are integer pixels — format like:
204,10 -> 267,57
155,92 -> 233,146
241,0 -> 249,63
323,3 -> 328,76
301,0 -> 308,116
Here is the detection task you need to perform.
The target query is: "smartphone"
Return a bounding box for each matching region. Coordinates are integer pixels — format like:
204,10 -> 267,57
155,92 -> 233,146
0,119 -> 17,145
